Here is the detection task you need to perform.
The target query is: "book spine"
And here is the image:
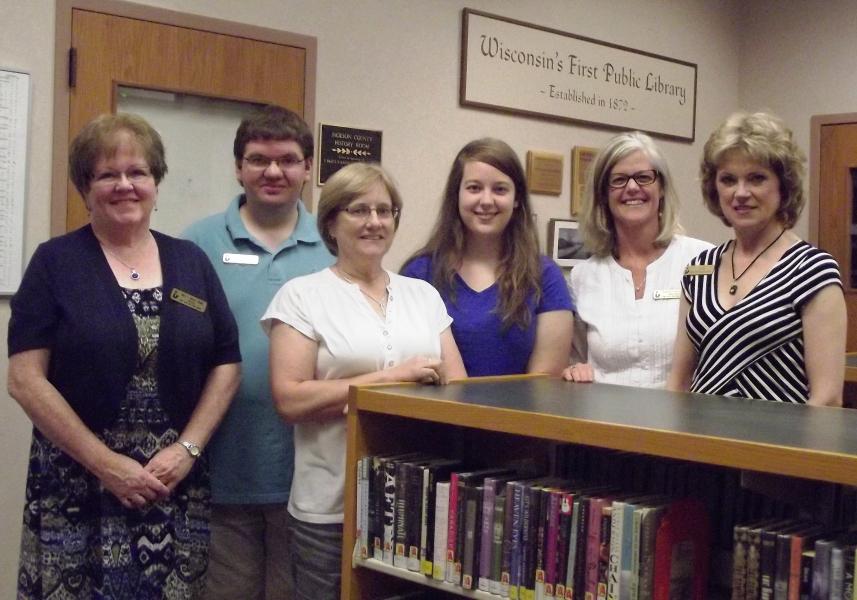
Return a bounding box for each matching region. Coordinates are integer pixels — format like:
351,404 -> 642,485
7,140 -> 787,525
555,492 -> 574,600
812,539 -> 833,600
831,546 -> 845,600
480,479 -> 499,592
619,501 -> 637,600
788,535 -> 807,600
585,498 -> 606,600
842,546 -> 855,600
774,532 -> 794,600
747,526 -> 765,600
608,502 -> 624,600
574,497 -> 590,600
597,506 -> 612,600
532,487 -> 549,600
800,550 -> 814,600
732,524 -> 749,600
629,506 -> 644,600
760,527 -> 781,600
446,472 -> 460,583
638,507 -> 664,600
393,461 -> 409,568
408,463 -> 425,571
432,481 -> 450,581
356,457 -> 367,559
510,481 -> 526,600
520,483 -> 538,600
501,481 -> 517,598
492,493 -> 507,595
372,456 -> 384,560
382,458 -> 397,564
545,489 -> 562,598
462,485 -> 482,590
420,466 -> 433,575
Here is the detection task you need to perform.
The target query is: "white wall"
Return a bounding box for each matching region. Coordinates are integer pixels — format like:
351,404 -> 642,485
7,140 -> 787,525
4,0 -> 847,594
739,0 -> 857,231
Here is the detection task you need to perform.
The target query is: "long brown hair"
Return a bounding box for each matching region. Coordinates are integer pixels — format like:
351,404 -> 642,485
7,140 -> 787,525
403,138 -> 541,329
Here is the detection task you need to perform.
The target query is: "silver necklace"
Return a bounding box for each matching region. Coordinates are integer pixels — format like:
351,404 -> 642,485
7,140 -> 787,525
101,246 -> 141,281
336,267 -> 389,316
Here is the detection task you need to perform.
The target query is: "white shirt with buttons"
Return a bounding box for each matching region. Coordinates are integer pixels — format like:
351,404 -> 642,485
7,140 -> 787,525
261,267 -> 452,524
569,235 -> 713,388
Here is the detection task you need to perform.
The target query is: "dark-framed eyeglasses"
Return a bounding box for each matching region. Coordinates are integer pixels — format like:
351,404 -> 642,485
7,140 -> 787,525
341,204 -> 399,221
242,154 -> 306,171
608,169 -> 660,189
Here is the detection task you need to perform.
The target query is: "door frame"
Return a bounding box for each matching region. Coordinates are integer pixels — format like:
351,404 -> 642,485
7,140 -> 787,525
52,0 -> 317,236
809,111 -> 857,246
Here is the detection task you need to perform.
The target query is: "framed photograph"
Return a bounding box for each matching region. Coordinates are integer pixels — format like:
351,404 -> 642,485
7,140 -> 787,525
548,219 -> 590,268
571,146 -> 597,216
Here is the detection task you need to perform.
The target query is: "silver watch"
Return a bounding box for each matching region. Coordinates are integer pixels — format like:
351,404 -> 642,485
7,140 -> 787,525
179,440 -> 202,459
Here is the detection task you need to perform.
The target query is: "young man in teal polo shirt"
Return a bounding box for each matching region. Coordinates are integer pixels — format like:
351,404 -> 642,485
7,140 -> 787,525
184,105 -> 333,599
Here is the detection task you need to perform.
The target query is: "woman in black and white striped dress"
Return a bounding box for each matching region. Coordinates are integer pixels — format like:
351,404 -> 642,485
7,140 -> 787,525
667,112 -> 845,406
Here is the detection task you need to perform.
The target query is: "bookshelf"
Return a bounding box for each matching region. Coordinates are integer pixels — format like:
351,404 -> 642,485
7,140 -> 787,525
341,376 -> 857,599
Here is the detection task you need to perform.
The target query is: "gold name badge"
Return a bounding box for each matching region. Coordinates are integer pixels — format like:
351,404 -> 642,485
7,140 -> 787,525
170,288 -> 207,313
684,264 -> 715,276
653,289 -> 681,300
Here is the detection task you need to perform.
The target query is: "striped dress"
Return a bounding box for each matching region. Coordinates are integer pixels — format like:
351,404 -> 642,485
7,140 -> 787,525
682,240 -> 841,403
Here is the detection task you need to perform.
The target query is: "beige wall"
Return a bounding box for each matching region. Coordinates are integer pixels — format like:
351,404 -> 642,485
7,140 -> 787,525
0,0 -> 847,594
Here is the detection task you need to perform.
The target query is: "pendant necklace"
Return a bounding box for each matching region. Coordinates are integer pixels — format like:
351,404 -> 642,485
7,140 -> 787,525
728,229 -> 785,295
101,246 -> 142,281
336,266 -> 389,316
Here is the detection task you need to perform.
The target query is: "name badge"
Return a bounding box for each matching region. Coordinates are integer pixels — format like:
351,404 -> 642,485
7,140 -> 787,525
222,253 -> 259,265
684,264 -> 715,276
170,288 -> 207,313
653,289 -> 681,300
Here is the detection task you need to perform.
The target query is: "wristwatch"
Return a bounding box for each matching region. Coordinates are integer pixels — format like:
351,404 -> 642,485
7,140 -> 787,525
179,440 -> 202,459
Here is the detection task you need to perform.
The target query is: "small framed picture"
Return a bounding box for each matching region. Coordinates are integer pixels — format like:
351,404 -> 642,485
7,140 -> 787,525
548,219 -> 590,268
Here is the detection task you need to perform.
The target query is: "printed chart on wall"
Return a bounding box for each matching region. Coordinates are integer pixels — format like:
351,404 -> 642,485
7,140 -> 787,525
0,68 -> 30,295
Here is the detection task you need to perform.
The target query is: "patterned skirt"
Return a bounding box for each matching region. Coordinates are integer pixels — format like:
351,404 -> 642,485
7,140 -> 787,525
17,287 -> 210,599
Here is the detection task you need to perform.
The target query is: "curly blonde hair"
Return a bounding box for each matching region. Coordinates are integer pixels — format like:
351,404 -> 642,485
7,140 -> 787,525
700,111 -> 805,228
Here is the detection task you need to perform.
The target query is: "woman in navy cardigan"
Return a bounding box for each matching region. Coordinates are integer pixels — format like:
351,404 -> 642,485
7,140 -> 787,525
7,113 -> 241,599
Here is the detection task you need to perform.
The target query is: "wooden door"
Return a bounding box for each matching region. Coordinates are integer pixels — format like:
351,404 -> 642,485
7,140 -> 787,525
55,1 -> 314,233
817,120 -> 857,351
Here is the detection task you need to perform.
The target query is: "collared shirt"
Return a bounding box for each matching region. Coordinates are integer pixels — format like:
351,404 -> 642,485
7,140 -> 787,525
570,235 -> 713,388
184,195 -> 333,504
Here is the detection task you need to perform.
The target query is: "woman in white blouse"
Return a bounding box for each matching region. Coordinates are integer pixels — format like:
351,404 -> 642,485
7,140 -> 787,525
563,131 -> 712,387
262,162 -> 465,599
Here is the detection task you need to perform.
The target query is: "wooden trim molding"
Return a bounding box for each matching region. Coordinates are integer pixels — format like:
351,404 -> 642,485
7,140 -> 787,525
52,0 -> 318,236
808,111 -> 857,245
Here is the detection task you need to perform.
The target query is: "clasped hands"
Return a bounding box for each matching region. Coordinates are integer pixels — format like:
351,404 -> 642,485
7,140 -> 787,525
98,442 -> 195,510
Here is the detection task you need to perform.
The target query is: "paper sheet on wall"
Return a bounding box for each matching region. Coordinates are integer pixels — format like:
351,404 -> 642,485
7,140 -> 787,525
0,69 -> 30,295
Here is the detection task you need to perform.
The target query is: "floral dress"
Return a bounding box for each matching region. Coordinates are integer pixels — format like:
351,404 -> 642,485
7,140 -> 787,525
18,287 -> 210,599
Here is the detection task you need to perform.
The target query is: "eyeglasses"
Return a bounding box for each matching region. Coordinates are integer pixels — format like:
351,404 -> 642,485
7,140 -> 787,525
608,169 -> 660,189
341,204 -> 399,221
92,167 -> 153,187
242,154 -> 306,171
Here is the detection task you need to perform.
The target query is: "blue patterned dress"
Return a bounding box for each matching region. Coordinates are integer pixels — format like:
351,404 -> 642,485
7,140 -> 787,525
17,287 -> 210,599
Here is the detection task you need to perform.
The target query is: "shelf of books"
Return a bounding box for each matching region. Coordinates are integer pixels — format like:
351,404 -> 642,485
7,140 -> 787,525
341,376 -> 857,600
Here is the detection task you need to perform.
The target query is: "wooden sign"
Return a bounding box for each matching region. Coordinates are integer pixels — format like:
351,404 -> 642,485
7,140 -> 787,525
461,9 -> 697,141
526,150 -> 563,195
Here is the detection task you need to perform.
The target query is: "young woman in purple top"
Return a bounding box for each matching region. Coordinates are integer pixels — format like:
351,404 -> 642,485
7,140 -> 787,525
401,138 -> 573,376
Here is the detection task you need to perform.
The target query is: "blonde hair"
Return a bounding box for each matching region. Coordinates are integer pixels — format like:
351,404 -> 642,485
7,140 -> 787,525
700,111 -> 805,228
580,131 -> 680,257
316,162 -> 403,256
